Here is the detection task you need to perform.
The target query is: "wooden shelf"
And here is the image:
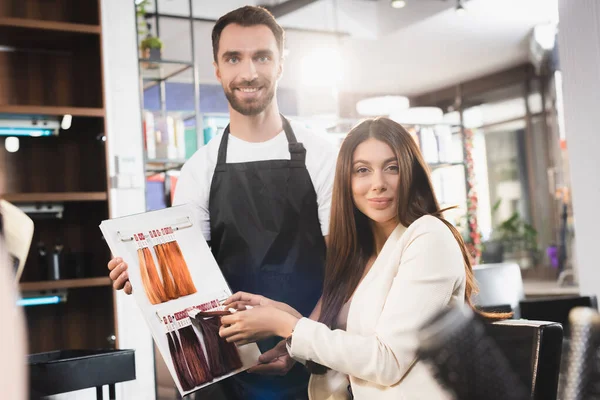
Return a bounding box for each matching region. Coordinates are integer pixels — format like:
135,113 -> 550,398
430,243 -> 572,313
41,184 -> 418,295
19,277 -> 112,292
0,105 -> 104,117
2,192 -> 108,202
0,17 -> 100,34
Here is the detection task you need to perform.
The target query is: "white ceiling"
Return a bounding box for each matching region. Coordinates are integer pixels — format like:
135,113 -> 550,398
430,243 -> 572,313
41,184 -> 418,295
146,0 -> 559,95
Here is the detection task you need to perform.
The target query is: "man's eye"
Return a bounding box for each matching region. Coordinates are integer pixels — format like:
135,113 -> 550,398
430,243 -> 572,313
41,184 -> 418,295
228,57 -> 239,64
257,56 -> 270,63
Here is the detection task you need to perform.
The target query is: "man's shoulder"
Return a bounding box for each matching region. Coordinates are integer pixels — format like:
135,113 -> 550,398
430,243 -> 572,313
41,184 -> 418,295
180,132 -> 222,176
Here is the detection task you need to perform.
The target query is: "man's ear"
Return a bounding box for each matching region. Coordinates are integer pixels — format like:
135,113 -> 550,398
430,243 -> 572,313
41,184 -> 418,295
213,61 -> 222,83
277,60 -> 284,80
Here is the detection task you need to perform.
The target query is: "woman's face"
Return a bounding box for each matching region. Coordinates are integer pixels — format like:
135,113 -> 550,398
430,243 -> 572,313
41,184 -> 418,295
351,138 -> 400,225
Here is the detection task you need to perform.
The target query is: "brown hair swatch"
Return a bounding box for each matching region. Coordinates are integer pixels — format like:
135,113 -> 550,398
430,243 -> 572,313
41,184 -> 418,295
167,330 -> 195,391
192,315 -> 243,377
178,325 -> 213,386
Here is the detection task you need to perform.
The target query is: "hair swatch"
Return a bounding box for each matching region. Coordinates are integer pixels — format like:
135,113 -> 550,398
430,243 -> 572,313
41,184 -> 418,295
151,230 -> 179,300
178,325 -> 213,386
137,247 -> 168,305
167,330 -> 196,391
165,229 -> 197,296
192,315 -> 243,377
136,228 -> 198,304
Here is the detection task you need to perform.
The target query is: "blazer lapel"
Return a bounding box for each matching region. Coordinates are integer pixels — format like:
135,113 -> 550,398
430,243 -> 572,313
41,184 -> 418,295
346,223 -> 407,332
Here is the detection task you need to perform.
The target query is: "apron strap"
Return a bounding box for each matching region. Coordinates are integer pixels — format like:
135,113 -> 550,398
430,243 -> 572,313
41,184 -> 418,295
281,115 -> 307,163
216,114 -> 307,166
216,123 -> 231,166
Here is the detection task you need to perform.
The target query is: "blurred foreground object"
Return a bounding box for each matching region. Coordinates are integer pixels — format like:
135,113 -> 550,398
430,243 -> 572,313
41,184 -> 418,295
0,213 -> 28,399
0,199 -> 34,282
417,305 -> 529,400
561,307 -> 600,400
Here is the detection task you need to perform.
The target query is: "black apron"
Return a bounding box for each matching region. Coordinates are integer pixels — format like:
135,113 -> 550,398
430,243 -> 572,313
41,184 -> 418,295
200,115 -> 326,400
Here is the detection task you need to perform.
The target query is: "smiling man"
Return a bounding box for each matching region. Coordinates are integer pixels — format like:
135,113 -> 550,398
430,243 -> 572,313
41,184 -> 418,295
107,5 -> 338,400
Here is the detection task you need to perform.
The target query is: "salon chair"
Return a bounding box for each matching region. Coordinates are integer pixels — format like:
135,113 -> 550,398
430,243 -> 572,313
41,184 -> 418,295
418,306 -> 563,400
472,262 -> 524,318
519,295 -> 598,338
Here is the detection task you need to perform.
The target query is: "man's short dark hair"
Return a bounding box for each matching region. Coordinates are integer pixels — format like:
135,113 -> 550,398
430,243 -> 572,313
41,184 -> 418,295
212,6 -> 285,62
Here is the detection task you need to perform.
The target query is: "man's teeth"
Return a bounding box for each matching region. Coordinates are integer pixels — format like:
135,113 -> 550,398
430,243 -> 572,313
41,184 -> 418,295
239,87 -> 259,93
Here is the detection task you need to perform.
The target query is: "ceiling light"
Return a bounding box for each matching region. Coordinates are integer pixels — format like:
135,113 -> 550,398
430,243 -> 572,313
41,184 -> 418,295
390,107 -> 444,125
356,96 -> 410,116
391,0 -> 406,9
61,114 -> 72,130
455,0 -> 466,15
5,137 -> 20,153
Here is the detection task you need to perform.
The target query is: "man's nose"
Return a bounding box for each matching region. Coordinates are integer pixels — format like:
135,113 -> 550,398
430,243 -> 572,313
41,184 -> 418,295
239,59 -> 258,81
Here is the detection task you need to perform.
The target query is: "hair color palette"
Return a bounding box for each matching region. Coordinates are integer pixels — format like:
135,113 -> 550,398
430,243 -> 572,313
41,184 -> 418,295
100,205 -> 261,396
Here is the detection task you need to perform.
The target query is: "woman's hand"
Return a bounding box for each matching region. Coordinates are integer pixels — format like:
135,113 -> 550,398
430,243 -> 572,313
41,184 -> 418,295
219,305 -> 299,345
223,291 -> 303,319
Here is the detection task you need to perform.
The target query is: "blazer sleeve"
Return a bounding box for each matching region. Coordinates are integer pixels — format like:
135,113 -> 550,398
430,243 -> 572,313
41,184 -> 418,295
289,219 -> 465,386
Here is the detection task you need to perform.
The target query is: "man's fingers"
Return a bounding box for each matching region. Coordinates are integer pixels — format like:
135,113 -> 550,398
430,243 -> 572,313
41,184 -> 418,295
124,281 -> 133,295
112,271 -> 129,291
258,346 -> 285,363
248,359 -> 290,375
109,262 -> 128,281
107,257 -> 122,271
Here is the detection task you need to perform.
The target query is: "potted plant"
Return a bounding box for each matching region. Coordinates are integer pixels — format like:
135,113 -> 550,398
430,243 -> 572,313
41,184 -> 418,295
141,35 -> 163,61
135,0 -> 163,65
490,200 -> 539,269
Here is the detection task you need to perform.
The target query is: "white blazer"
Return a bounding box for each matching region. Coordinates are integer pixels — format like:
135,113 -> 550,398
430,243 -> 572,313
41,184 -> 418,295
289,215 -> 466,400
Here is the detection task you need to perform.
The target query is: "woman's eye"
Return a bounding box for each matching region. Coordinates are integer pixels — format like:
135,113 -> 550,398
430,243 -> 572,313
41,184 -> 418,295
356,167 -> 369,174
387,165 -> 399,172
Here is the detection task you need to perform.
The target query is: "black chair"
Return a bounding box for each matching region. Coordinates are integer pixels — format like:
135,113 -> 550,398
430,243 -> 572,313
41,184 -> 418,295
477,303 -> 514,315
560,307 -> 600,400
485,319 -> 564,400
519,296 -> 598,338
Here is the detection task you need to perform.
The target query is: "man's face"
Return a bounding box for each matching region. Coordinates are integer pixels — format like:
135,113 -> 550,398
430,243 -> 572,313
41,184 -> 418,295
214,24 -> 282,116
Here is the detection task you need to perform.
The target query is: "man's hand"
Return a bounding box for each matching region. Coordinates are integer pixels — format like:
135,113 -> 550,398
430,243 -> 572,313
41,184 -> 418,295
107,257 -> 132,294
247,340 -> 296,376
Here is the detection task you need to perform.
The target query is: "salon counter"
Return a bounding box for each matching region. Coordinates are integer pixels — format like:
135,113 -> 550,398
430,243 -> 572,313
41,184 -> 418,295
523,279 -> 580,298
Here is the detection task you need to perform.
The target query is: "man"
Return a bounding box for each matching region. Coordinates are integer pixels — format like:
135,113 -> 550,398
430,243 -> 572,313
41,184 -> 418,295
107,5 -> 337,399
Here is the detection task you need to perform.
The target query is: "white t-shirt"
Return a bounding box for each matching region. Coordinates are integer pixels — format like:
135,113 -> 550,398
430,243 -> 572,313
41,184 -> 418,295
173,120 -> 338,241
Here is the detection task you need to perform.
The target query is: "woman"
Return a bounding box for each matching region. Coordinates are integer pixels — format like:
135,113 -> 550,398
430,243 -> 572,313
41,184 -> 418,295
219,117 -> 505,399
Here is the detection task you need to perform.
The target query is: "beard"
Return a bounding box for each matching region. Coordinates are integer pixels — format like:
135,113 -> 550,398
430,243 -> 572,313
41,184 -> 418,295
224,78 -> 276,116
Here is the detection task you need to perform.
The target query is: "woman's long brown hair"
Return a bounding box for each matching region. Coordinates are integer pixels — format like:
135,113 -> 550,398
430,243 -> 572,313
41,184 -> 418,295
308,117 -> 510,374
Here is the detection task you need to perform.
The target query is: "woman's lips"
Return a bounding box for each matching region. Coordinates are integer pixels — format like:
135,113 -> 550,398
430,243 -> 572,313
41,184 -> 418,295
368,198 -> 393,209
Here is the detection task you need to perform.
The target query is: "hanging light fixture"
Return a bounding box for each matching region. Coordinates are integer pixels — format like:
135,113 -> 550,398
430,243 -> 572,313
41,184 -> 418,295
455,0 -> 466,15
391,0 -> 407,9
390,107 -> 444,125
356,95 -> 410,116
